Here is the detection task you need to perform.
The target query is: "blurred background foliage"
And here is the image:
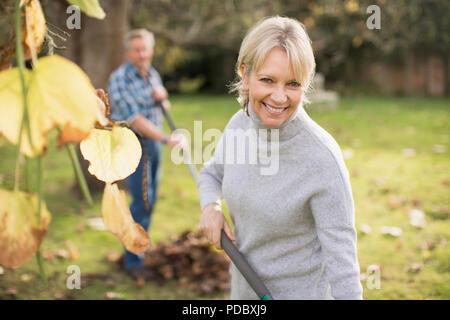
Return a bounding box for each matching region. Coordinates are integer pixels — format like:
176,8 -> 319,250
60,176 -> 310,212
1,0 -> 448,96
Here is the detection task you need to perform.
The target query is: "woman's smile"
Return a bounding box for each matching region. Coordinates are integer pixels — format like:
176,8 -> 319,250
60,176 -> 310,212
261,101 -> 289,115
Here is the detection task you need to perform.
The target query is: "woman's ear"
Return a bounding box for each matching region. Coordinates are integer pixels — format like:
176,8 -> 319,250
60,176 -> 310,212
240,64 -> 249,90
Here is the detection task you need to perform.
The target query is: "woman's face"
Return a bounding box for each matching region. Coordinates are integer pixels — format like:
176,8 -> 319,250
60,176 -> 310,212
242,47 -> 303,128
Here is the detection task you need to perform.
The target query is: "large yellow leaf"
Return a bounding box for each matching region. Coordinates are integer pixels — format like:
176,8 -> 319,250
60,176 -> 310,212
0,68 -> 25,146
80,126 -> 142,183
0,188 -> 52,269
0,55 -> 98,157
102,183 -> 151,255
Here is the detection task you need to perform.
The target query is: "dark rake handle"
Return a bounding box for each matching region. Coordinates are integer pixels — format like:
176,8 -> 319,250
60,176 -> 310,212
158,102 -> 273,300
220,230 -> 274,300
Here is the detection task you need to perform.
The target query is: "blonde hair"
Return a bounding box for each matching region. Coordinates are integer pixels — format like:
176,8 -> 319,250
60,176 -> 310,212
124,28 -> 155,49
230,16 -> 316,114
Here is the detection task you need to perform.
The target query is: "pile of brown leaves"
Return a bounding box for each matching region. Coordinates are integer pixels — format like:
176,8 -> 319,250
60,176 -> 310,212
143,231 -> 231,295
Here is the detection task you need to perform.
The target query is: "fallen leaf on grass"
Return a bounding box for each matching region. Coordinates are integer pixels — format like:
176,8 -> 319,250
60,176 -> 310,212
405,263 -> 423,273
342,148 -> 354,159
53,292 -> 64,299
409,209 -> 427,228
41,250 -> 54,261
428,205 -> 450,220
432,144 -> 446,153
402,148 -> 416,158
86,217 -> 107,231
387,195 -> 406,209
105,251 -> 122,263
6,286 -> 18,296
358,223 -> 372,235
372,177 -> 390,193
20,274 -> 32,282
410,198 -> 422,207
65,241 -> 79,260
135,278 -> 145,287
105,292 -> 123,299
102,183 -> 151,255
75,224 -> 86,232
105,280 -> 117,288
56,249 -> 69,259
420,241 -> 436,251
380,226 -> 403,237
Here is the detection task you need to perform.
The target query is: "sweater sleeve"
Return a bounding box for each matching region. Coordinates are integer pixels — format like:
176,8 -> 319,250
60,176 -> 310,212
197,134 -> 225,211
309,159 -> 363,300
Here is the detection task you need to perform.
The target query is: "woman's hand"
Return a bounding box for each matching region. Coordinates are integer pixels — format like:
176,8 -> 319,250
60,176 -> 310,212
198,203 -> 235,250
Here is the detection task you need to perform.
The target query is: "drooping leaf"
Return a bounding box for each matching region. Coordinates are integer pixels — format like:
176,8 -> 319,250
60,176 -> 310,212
22,0 -> 46,60
0,55 -> 98,157
0,188 -> 52,269
101,183 -> 151,255
94,88 -> 110,127
66,0 -> 106,19
80,126 -> 142,183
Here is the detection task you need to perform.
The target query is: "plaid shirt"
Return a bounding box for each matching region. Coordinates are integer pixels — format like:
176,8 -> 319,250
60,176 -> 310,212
107,61 -> 164,129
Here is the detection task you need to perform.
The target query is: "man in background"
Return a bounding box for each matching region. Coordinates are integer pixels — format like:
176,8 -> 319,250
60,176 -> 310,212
108,29 -> 185,281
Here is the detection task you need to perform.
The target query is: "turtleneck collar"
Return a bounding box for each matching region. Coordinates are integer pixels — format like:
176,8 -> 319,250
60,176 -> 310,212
247,102 -> 309,141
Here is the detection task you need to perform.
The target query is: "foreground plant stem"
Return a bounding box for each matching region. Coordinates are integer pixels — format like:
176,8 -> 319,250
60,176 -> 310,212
36,156 -> 47,284
13,0 -> 28,192
14,0 -> 47,284
66,143 -> 94,207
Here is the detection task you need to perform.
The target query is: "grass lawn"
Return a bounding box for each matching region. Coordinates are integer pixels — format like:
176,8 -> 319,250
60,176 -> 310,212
0,94 -> 449,300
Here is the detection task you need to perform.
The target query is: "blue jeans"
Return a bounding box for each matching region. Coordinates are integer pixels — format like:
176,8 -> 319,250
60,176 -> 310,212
124,137 -> 161,270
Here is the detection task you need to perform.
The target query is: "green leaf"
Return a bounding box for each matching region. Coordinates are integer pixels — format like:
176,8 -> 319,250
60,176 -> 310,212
67,0 -> 106,19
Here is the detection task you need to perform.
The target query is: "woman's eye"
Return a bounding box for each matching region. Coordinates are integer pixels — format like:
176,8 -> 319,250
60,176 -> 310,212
260,78 -> 272,83
288,81 -> 301,87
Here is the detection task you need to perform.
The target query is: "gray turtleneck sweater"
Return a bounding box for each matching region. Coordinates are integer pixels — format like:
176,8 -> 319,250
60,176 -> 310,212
197,104 -> 363,300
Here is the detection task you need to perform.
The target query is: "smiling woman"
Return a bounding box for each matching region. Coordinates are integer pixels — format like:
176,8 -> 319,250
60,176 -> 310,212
197,16 -> 363,300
